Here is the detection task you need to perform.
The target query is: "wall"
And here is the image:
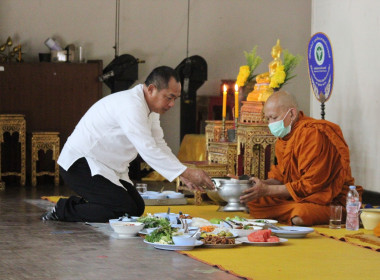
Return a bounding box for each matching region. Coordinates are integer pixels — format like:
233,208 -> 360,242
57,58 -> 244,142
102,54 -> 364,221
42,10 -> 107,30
311,0 -> 380,192
0,0 -> 311,155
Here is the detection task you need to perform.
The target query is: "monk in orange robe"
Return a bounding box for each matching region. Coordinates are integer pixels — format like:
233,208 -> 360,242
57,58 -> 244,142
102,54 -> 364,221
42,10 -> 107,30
241,91 -> 363,226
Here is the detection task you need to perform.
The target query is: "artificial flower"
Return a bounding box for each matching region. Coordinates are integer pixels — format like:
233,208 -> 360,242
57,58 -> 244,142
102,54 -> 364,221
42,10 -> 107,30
269,65 -> 286,88
236,65 -> 250,87
236,46 -> 262,87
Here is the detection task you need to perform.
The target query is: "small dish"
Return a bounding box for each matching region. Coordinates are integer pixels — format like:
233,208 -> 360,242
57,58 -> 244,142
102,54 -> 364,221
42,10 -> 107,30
144,240 -> 203,251
202,240 -> 242,248
237,237 -> 287,246
248,219 -> 278,224
231,226 -> 263,237
271,226 -> 314,238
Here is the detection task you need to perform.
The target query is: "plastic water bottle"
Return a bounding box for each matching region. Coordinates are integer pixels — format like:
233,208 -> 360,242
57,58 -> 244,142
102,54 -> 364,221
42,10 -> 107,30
345,185 -> 360,230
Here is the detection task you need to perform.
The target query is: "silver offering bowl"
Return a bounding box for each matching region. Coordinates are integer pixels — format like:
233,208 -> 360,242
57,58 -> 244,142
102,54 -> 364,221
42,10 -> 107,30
212,177 -> 252,212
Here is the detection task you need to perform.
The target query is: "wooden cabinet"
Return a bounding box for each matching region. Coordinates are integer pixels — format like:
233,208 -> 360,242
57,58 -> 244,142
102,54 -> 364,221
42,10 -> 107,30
0,61 -> 103,147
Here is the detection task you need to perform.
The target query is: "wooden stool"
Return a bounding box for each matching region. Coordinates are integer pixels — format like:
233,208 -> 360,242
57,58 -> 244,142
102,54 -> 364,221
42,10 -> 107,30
0,114 -> 26,186
31,132 -> 60,187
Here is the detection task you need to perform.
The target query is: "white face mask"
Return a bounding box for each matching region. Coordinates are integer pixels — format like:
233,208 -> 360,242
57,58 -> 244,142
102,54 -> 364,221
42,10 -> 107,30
268,109 -> 292,138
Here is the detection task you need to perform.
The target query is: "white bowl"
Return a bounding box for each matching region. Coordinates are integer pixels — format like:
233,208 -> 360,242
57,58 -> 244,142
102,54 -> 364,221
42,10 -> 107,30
172,234 -> 197,246
110,222 -> 145,236
360,209 -> 380,230
231,226 -> 262,237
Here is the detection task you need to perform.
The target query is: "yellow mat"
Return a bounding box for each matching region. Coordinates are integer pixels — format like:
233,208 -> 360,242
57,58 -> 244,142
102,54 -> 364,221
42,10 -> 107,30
41,198 -> 380,279
145,205 -> 380,280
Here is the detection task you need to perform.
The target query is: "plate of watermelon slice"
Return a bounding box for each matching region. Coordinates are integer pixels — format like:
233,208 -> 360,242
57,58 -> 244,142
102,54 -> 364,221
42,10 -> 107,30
237,236 -> 288,246
236,229 -> 288,246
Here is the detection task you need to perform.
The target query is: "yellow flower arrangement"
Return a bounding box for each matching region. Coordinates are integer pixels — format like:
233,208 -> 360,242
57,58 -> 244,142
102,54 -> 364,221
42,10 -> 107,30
271,49 -> 302,89
269,65 -> 286,88
236,46 -> 262,87
236,66 -> 250,87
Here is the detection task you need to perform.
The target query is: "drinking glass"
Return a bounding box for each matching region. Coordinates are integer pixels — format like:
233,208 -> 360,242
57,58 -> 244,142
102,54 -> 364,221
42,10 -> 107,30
136,183 -> 147,193
329,205 -> 342,229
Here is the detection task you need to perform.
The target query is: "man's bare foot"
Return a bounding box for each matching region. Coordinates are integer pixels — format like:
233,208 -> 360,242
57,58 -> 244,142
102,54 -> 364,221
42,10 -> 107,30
291,216 -> 305,226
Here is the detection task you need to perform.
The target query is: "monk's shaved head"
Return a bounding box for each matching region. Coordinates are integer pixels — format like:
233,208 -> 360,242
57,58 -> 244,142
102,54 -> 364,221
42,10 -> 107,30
263,91 -> 299,125
264,91 -> 298,113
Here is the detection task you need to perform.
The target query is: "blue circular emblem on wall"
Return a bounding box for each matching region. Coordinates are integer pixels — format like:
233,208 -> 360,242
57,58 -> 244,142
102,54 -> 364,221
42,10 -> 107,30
307,32 -> 334,102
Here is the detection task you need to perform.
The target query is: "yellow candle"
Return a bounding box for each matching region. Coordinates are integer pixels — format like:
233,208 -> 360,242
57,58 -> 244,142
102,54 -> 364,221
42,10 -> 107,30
235,84 -> 239,118
222,84 -> 227,118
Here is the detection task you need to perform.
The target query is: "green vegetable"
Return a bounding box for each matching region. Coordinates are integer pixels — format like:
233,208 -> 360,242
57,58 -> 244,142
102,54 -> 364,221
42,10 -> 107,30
226,216 -> 247,222
145,225 -> 176,244
209,218 -> 222,224
137,216 -> 170,228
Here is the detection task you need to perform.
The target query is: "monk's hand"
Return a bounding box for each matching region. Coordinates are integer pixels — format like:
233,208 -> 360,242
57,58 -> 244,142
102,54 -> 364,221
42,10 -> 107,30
240,177 -> 269,203
180,168 -> 214,191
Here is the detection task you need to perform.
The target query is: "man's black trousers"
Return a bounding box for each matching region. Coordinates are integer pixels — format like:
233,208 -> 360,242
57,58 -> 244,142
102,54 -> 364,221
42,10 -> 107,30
56,157 -> 145,222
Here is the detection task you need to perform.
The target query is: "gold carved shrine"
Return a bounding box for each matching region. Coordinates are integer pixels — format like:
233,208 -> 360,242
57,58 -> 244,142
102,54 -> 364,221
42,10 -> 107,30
177,102 -> 277,204
205,101 -> 277,179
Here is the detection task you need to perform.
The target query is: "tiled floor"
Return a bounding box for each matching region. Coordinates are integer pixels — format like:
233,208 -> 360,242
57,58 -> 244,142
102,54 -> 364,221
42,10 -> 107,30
0,182 -> 240,280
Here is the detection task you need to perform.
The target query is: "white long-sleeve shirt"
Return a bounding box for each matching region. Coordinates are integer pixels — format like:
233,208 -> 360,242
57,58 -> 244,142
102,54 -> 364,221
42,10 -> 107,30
58,84 -> 186,187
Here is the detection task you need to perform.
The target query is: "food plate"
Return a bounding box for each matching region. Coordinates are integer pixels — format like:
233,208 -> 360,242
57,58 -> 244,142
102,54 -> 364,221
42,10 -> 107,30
237,237 -> 287,246
143,240 -> 203,251
247,219 -> 278,224
200,232 -> 238,239
202,240 -> 242,248
270,226 -> 314,238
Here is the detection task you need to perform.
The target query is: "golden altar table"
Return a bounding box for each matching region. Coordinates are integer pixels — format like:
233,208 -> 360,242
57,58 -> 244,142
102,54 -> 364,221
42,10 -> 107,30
205,119 -> 276,179
237,122 -> 276,179
177,104 -> 276,203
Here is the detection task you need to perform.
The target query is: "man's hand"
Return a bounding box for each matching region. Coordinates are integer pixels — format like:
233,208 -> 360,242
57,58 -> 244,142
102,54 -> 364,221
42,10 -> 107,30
239,177 -> 269,203
180,168 -> 214,191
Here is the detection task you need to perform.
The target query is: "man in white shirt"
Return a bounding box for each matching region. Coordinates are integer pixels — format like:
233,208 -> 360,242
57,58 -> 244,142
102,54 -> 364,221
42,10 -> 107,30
41,66 -> 213,222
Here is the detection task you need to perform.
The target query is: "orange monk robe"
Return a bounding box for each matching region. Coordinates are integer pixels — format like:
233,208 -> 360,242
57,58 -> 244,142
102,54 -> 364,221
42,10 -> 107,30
247,112 -> 363,226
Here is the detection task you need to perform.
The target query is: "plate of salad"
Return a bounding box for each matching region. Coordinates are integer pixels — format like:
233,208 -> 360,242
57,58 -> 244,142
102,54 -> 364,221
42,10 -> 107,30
137,214 -> 170,229
143,240 -> 203,251
144,224 -> 202,251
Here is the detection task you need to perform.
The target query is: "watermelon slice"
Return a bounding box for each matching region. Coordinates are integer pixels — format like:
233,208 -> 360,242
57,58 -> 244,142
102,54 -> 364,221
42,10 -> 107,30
247,229 -> 276,242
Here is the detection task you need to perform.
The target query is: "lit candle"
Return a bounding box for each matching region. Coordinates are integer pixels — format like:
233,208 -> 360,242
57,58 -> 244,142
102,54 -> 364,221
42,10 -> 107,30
222,84 -> 227,118
235,84 -> 239,119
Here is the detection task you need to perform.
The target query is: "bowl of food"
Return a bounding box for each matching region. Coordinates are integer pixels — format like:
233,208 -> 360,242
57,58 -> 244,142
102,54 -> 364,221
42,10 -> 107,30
231,225 -> 263,237
110,222 -> 145,237
172,233 -> 197,246
360,208 -> 380,230
109,216 -> 138,224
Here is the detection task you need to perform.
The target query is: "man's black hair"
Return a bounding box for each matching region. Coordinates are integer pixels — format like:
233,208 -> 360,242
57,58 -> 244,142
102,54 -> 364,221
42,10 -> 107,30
144,66 -> 180,90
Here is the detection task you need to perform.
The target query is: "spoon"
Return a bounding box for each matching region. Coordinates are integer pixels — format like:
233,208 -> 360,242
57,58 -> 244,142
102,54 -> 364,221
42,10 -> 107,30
183,219 -> 189,233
